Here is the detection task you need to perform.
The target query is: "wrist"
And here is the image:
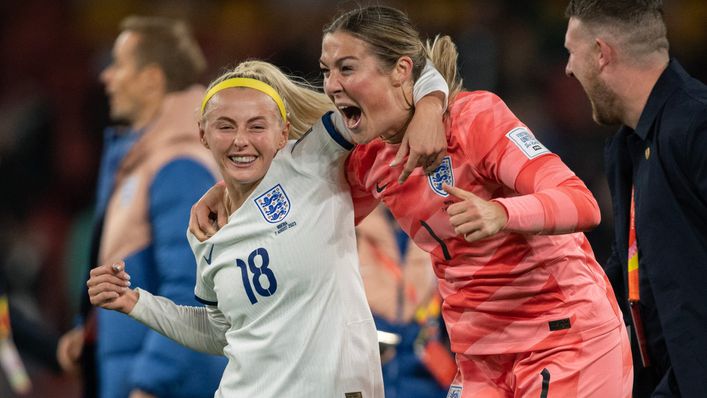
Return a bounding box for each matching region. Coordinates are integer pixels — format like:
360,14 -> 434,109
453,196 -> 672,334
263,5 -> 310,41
415,93 -> 445,114
490,199 -> 510,231
125,289 -> 140,314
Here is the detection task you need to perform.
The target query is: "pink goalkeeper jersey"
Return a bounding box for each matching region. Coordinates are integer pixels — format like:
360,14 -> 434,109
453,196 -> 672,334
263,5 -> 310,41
346,91 -> 622,355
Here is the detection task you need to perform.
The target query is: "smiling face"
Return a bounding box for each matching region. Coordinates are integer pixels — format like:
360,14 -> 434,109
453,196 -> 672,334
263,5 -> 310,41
200,87 -> 289,197
564,18 -> 623,126
320,31 -> 413,144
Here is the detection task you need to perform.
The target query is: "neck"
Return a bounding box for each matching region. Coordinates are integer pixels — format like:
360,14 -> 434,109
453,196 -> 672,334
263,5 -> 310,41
616,56 -> 669,129
131,93 -> 165,131
224,178 -> 262,215
381,110 -> 413,145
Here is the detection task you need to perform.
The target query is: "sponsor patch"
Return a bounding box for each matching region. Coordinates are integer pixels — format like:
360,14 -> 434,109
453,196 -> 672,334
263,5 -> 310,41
506,127 -> 550,159
548,318 -> 571,331
446,385 -> 463,398
255,184 -> 291,223
428,156 -> 454,197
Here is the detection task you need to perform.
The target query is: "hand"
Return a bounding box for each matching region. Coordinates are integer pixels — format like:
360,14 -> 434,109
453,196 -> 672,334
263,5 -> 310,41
87,261 -> 138,314
56,326 -> 84,375
444,184 -> 508,243
391,93 -> 447,183
129,389 -> 157,398
189,181 -> 228,241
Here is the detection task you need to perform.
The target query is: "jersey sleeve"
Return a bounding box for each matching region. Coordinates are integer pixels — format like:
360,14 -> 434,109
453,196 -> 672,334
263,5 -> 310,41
130,288 -> 228,355
291,111 -> 354,183
345,148 -> 380,225
456,92 -> 600,234
188,232 -> 218,305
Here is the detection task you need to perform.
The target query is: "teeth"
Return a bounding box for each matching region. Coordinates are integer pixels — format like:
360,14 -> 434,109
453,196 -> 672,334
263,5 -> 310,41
229,156 -> 256,163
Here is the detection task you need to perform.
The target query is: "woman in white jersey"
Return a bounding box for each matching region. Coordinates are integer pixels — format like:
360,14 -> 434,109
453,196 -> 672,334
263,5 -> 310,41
86,60 -> 446,397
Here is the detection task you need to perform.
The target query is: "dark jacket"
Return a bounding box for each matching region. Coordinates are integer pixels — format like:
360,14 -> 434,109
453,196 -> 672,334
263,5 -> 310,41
604,59 -> 707,397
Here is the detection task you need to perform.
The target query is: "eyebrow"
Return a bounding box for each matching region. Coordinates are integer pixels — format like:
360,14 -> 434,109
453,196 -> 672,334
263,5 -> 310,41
319,55 -> 357,67
213,114 -> 272,124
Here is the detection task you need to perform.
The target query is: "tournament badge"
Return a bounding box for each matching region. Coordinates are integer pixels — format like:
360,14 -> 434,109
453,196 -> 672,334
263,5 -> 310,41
446,385 -> 462,398
255,184 -> 291,224
428,156 -> 454,197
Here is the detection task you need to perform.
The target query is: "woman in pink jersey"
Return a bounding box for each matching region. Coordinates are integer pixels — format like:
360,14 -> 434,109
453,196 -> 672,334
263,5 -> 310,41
192,6 -> 632,398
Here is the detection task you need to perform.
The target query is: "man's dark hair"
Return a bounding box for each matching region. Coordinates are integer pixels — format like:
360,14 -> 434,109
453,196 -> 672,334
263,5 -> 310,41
120,16 -> 206,92
565,0 -> 668,56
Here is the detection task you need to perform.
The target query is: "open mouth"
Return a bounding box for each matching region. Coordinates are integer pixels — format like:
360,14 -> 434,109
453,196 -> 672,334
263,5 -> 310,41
338,105 -> 362,130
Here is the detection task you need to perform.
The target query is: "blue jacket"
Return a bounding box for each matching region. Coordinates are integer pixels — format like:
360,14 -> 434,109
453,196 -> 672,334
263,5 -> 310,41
87,86 -> 226,398
604,59 -> 707,397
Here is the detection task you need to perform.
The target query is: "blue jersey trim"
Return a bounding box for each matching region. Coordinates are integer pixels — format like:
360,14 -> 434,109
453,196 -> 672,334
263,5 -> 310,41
322,111 -> 354,151
195,295 -> 218,306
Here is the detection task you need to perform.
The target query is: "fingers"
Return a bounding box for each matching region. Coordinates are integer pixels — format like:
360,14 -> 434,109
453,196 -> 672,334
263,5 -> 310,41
57,328 -> 83,374
216,201 -> 228,229
390,134 -> 409,167
188,205 -> 205,240
87,262 -> 131,306
463,229 -> 491,243
398,150 -> 421,183
443,183 -> 474,201
190,183 -> 228,240
424,151 -> 445,174
190,203 -> 216,241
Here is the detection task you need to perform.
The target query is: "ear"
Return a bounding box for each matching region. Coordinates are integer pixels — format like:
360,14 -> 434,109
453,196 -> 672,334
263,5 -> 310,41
140,64 -> 167,92
198,122 -> 209,149
595,37 -> 615,72
278,121 -> 290,149
391,56 -> 414,87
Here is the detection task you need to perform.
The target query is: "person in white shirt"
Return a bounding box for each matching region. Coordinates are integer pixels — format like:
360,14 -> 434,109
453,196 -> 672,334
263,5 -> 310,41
86,60 -> 447,397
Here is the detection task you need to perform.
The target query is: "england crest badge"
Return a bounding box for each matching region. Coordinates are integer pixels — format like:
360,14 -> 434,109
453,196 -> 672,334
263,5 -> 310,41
428,156 -> 454,197
255,184 -> 291,224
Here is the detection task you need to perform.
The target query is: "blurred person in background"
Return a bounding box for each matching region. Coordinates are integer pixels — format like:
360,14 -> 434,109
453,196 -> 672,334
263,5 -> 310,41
356,205 -> 455,398
564,1 -> 707,396
55,15 -> 226,398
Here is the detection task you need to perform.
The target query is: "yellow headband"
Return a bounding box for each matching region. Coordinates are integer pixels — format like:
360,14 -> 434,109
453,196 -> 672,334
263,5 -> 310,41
200,77 -> 287,122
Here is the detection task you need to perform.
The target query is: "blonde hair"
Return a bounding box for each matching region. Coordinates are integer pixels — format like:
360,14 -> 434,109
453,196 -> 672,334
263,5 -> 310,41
324,6 -> 463,101
203,60 -> 334,139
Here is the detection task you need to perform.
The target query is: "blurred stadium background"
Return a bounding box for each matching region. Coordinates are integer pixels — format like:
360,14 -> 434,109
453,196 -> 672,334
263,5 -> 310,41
0,0 -> 704,396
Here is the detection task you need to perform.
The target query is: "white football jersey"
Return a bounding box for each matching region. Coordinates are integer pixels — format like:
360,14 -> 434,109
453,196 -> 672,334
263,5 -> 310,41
189,112 -> 383,398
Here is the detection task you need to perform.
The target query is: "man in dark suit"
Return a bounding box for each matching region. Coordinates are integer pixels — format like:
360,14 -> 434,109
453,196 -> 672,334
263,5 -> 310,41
563,1 -> 707,396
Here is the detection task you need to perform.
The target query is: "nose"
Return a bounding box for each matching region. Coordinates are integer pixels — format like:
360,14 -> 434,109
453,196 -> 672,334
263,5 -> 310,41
565,61 -> 573,78
323,71 -> 342,97
232,129 -> 248,148
100,65 -> 112,86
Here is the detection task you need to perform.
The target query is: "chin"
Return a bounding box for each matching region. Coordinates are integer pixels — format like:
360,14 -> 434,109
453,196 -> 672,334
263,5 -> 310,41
351,126 -> 379,145
350,133 -> 368,145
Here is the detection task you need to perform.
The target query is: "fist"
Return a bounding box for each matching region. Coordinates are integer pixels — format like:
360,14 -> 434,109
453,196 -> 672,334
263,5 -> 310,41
443,183 -> 508,242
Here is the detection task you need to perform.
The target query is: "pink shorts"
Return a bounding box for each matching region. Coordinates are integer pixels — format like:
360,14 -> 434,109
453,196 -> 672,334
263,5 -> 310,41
446,324 -> 632,398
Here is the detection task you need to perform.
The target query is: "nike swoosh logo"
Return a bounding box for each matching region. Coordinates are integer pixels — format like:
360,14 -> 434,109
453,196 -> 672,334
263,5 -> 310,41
375,182 -> 388,193
203,244 -> 214,265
